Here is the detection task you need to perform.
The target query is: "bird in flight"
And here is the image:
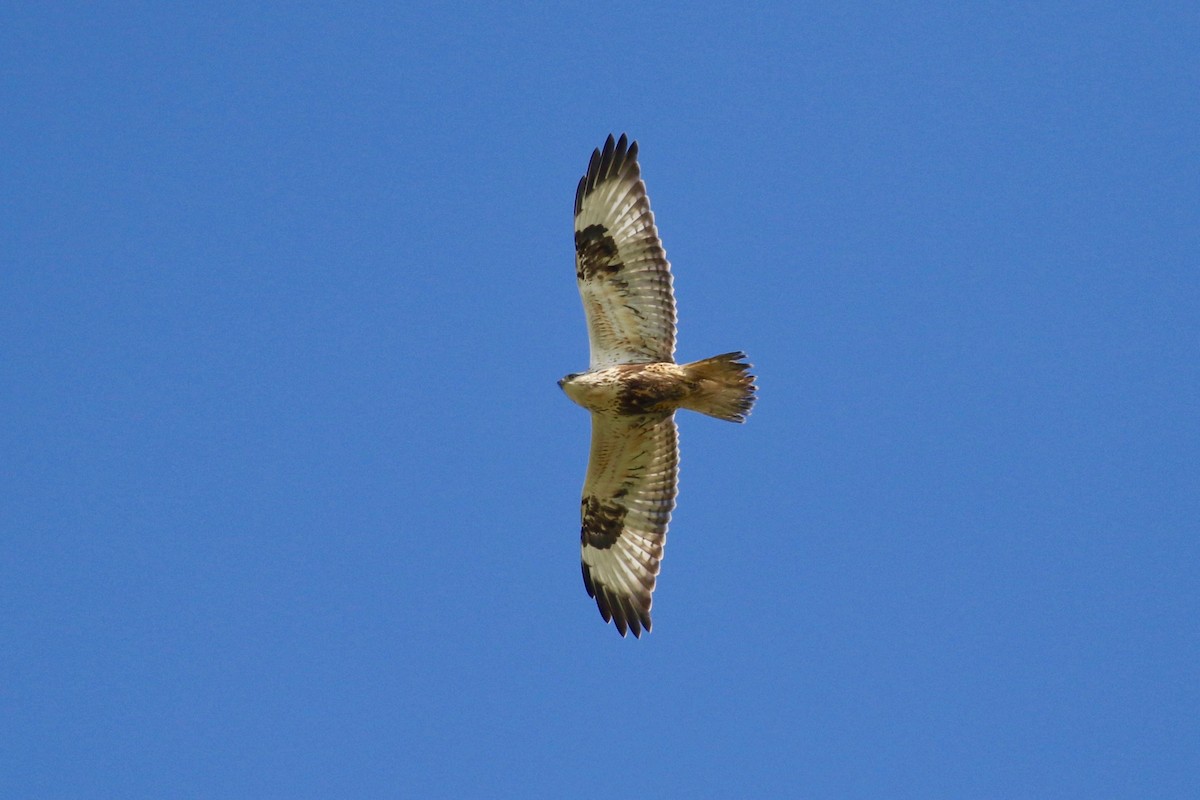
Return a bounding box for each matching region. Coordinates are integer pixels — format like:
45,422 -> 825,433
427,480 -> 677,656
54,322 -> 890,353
559,134 -> 756,637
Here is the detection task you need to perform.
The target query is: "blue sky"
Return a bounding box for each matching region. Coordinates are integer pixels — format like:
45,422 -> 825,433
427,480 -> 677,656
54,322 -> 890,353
3,2 -> 1197,797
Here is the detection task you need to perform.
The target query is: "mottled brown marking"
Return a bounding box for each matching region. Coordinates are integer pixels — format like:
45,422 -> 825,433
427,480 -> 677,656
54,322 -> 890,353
615,368 -> 689,416
581,493 -> 627,550
575,223 -> 623,280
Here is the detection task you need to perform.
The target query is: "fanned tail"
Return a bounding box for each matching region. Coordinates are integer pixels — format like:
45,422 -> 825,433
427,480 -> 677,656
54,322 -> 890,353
680,352 -> 757,422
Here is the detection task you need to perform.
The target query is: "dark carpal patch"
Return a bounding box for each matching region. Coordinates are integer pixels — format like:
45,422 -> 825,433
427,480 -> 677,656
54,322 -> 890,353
575,224 -> 623,280
581,492 -> 627,549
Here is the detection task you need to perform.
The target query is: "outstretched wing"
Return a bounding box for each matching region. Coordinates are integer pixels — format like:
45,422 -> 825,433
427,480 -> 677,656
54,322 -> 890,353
579,412 -> 679,637
574,134 -> 677,370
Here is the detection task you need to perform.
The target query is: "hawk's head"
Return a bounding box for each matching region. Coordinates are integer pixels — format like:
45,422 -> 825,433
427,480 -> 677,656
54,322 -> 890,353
559,371 -> 596,410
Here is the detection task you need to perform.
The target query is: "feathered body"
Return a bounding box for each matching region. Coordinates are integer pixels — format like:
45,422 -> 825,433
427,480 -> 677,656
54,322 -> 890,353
560,134 -> 756,637
561,357 -> 755,421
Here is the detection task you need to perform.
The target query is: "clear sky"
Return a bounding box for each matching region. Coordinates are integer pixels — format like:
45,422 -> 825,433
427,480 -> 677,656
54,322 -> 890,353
3,3 -> 1197,797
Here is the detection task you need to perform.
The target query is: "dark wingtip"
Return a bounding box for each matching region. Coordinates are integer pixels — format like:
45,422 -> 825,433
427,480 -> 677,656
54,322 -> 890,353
573,174 -> 587,216
581,561 -> 596,598
575,133 -> 640,217
618,594 -> 638,637
599,135 -> 617,182
583,566 -> 653,639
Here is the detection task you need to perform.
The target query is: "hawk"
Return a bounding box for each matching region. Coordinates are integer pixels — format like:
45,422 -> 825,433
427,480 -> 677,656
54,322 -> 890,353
559,134 -> 756,637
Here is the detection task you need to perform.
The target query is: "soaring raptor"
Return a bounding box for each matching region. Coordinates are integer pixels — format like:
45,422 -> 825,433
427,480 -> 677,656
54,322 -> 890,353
559,134 -> 756,637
